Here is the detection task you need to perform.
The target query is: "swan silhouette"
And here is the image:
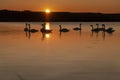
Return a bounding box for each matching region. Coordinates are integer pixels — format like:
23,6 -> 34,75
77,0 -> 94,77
101,24 -> 106,31
40,23 -> 52,33
96,24 -> 103,31
106,27 -> 115,33
24,23 -> 29,32
102,24 -> 115,33
59,25 -> 69,32
73,24 -> 82,31
90,25 -> 100,32
28,24 -> 38,33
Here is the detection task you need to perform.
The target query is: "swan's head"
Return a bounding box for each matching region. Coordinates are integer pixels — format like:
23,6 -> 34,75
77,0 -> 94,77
41,24 -> 44,26
96,24 -> 99,26
59,25 -> 62,28
102,24 -> 105,27
90,25 -> 93,27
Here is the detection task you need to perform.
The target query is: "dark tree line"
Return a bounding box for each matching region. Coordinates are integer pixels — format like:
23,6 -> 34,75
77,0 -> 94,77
0,10 -> 120,22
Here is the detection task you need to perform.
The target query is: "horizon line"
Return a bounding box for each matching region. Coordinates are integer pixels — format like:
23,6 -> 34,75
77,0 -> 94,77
1,9 -> 120,14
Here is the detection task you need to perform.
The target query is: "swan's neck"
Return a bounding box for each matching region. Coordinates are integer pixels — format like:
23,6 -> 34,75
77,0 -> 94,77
28,25 -> 31,30
26,23 -> 27,27
59,25 -> 62,30
102,25 -> 105,29
96,24 -> 99,29
80,24 -> 81,29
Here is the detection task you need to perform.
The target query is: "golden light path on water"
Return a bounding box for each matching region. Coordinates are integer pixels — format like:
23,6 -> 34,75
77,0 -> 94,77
45,22 -> 50,30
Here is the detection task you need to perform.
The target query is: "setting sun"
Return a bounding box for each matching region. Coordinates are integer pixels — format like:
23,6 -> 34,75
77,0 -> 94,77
45,9 -> 50,13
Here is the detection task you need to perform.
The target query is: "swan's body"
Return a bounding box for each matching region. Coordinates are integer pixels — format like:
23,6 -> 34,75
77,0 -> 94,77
41,28 -> 52,33
24,27 -> 29,32
30,29 -> 38,32
73,24 -> 82,31
106,27 -> 115,33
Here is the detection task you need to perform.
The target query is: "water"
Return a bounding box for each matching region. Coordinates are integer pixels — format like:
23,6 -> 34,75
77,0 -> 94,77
0,22 -> 120,80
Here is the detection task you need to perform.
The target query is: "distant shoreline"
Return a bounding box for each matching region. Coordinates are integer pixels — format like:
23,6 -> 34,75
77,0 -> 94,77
0,10 -> 120,22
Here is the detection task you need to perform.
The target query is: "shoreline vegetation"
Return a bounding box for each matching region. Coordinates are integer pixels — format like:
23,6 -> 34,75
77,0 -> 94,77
0,10 -> 120,22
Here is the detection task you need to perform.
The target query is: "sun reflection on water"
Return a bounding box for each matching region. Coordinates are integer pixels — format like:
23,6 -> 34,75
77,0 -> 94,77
45,22 -> 50,30
45,33 -> 50,39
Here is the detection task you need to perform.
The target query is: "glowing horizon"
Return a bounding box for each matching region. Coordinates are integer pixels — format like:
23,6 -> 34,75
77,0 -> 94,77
0,0 -> 120,13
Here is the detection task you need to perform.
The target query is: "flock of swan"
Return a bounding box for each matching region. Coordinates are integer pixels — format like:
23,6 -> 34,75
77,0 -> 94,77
24,23 -> 115,34
90,24 -> 115,33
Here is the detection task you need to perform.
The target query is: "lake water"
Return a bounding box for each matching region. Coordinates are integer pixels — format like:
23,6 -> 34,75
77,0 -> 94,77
0,22 -> 120,80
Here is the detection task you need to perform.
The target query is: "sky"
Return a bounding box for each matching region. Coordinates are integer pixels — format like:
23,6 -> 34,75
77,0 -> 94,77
0,0 -> 120,13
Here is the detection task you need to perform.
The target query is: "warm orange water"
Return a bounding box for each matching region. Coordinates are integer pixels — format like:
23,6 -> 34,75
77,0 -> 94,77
0,22 -> 120,80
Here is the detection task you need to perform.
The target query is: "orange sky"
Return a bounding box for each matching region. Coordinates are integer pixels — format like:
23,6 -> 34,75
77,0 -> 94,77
0,0 -> 120,13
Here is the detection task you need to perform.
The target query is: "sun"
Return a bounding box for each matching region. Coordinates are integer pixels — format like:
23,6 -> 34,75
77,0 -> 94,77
45,9 -> 50,13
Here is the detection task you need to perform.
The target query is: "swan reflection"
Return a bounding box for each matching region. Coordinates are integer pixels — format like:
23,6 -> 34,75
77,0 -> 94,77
42,33 -> 51,40
25,31 -> 31,39
41,22 -> 51,40
90,30 -> 114,40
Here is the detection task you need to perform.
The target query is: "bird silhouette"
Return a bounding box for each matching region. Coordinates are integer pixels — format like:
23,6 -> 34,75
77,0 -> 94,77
90,25 -> 100,33
59,25 -> 69,32
28,24 -> 38,33
73,24 -> 82,31
40,23 -> 52,33
24,23 -> 29,32
102,24 -> 115,33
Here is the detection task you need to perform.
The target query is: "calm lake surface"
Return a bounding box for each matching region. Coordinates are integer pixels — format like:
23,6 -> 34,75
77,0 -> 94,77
0,22 -> 120,80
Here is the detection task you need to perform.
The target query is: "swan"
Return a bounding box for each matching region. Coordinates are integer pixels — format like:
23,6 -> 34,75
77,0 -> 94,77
101,24 -> 106,31
96,24 -> 101,30
24,23 -> 29,32
40,24 -> 52,33
90,25 -> 100,32
59,25 -> 69,32
106,27 -> 115,33
28,24 -> 38,33
73,24 -> 82,30
102,24 -> 115,33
